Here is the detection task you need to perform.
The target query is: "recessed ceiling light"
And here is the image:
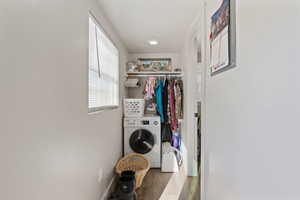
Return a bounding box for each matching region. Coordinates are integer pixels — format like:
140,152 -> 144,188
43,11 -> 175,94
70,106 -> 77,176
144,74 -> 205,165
148,40 -> 159,45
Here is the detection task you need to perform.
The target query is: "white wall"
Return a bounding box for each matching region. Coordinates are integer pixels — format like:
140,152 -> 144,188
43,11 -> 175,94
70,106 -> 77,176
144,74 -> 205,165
202,0 -> 300,199
0,0 -> 128,200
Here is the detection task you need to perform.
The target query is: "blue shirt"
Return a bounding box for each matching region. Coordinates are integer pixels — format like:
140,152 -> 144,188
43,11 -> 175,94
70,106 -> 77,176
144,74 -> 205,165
155,80 -> 164,123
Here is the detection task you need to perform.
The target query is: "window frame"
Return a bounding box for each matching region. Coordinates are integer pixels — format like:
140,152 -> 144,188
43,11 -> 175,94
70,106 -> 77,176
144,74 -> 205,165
88,13 -> 120,114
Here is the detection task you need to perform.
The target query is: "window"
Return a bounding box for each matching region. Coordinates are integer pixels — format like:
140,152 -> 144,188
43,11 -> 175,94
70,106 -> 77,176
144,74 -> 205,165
89,15 -> 119,113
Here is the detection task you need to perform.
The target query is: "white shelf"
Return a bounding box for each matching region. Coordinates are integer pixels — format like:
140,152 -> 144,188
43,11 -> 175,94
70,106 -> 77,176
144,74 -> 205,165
126,71 -> 183,77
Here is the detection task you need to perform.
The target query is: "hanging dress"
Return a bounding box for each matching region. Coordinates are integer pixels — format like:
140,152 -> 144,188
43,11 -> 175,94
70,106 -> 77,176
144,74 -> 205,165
144,77 -> 157,114
169,80 -> 177,131
155,80 -> 164,123
175,80 -> 183,119
161,79 -> 172,143
162,79 -> 169,123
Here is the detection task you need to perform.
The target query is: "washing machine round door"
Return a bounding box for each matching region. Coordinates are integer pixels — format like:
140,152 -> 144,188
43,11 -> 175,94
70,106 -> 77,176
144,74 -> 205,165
129,129 -> 155,154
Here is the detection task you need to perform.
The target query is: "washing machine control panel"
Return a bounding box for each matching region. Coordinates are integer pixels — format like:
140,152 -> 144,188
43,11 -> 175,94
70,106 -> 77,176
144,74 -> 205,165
124,117 -> 160,127
124,119 -> 138,126
142,120 -> 150,125
140,120 -> 159,126
153,121 -> 159,126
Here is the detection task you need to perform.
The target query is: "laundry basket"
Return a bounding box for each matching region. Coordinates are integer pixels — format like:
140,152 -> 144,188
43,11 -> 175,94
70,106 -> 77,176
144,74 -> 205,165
116,153 -> 150,189
124,99 -> 145,117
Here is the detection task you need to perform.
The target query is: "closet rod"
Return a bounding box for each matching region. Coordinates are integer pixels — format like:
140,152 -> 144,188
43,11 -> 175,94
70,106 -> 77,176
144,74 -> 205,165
126,74 -> 183,78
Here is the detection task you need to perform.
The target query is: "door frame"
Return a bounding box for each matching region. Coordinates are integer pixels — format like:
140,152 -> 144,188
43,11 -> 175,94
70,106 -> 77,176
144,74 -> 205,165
180,1 -> 208,199
184,1 -> 208,199
200,1 -> 208,200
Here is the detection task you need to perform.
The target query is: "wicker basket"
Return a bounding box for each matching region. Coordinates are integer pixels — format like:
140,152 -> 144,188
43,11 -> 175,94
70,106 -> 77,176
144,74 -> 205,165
116,153 -> 150,189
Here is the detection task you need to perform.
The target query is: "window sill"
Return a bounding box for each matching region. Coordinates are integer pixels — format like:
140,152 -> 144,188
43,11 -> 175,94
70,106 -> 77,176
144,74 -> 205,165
88,106 -> 119,115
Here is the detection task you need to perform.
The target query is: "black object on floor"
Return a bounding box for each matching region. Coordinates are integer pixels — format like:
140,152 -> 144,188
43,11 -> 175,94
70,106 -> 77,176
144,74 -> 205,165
109,171 -> 137,200
109,192 -> 136,200
119,176 -> 135,194
121,171 -> 136,181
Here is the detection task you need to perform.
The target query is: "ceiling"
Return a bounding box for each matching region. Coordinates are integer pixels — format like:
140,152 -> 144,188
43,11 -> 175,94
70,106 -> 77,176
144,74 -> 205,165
98,0 -> 202,53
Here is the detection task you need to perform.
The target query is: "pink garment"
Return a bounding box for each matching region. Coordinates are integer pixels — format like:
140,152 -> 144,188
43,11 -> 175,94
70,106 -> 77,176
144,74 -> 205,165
144,77 -> 157,113
144,77 -> 156,99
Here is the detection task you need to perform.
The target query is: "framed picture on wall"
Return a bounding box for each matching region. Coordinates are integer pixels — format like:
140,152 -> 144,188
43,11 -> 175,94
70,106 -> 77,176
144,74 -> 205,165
210,0 -> 236,76
137,58 -> 172,72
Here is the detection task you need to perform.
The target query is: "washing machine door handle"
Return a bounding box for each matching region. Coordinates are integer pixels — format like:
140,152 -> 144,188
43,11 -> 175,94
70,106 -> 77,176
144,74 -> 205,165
142,141 -> 153,149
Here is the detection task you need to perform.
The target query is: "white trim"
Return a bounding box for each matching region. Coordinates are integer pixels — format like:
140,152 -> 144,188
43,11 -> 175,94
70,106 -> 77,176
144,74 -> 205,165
201,1 -> 208,200
100,175 -> 117,200
88,105 -> 119,114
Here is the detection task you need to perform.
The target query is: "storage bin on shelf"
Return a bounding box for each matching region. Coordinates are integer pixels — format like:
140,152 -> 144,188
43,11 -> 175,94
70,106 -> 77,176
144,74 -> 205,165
115,153 -> 150,189
124,99 -> 145,117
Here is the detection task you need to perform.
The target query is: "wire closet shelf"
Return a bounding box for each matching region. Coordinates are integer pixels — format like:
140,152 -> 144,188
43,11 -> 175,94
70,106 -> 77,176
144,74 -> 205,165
126,72 -> 183,78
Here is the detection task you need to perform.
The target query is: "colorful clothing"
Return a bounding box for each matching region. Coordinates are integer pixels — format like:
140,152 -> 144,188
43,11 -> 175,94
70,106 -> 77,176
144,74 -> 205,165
162,79 -> 169,123
144,78 -> 157,114
155,80 -> 164,123
169,80 -> 177,131
175,80 -> 183,119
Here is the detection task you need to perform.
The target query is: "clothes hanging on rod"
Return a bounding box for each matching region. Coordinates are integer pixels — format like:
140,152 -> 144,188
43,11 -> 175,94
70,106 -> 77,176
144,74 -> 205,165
142,76 -> 184,149
175,80 -> 183,119
162,79 -> 169,123
155,80 -> 164,123
169,80 -> 177,131
143,77 -> 157,114
161,123 -> 172,143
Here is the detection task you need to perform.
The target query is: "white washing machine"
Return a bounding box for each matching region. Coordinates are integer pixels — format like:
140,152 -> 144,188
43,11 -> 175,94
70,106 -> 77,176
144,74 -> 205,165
124,116 -> 161,168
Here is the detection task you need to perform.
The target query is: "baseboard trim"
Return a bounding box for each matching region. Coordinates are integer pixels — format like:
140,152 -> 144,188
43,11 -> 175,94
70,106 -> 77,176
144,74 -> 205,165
101,175 -> 118,200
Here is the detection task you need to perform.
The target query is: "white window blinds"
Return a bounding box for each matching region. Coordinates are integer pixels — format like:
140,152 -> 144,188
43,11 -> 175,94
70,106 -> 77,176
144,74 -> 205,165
88,15 -> 119,113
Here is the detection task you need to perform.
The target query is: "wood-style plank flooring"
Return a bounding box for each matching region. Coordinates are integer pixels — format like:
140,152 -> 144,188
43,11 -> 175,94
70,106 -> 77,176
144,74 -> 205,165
136,169 -> 172,200
179,176 -> 200,200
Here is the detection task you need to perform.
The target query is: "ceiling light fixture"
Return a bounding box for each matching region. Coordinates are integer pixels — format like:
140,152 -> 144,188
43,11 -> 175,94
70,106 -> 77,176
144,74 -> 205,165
148,40 -> 159,45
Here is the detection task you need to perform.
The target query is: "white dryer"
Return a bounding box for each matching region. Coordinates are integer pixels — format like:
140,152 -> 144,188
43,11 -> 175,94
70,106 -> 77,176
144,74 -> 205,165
124,116 -> 161,168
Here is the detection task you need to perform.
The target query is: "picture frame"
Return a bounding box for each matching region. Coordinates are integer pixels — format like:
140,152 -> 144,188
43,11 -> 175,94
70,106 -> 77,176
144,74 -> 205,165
210,0 -> 236,76
137,58 -> 172,72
